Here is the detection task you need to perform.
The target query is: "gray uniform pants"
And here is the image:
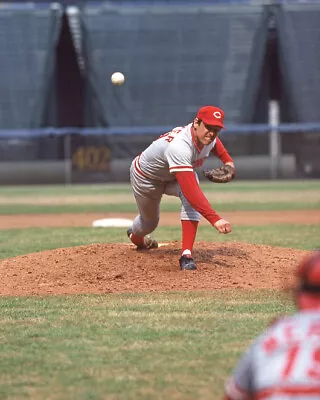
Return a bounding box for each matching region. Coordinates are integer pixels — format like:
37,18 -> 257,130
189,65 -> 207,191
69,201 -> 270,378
130,161 -> 201,237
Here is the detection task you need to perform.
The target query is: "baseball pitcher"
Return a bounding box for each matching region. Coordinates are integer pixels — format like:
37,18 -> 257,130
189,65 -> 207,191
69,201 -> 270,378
127,105 -> 235,270
224,251 -> 320,400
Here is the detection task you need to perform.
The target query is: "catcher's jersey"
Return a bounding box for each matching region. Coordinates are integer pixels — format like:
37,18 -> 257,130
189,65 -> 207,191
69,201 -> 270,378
134,123 -> 216,182
225,311 -> 320,400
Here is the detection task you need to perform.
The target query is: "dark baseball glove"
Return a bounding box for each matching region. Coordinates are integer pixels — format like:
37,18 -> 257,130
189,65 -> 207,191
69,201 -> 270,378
203,164 -> 235,183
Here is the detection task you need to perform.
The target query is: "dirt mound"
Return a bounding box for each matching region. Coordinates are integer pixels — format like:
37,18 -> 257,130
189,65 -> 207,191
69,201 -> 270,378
0,242 -> 309,296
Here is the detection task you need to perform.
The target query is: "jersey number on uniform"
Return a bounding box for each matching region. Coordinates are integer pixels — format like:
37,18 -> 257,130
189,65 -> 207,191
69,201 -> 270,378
282,343 -> 320,379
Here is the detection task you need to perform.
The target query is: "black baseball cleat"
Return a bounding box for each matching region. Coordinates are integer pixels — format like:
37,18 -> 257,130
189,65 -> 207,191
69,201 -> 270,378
127,228 -> 133,239
127,228 -> 158,250
179,255 -> 197,270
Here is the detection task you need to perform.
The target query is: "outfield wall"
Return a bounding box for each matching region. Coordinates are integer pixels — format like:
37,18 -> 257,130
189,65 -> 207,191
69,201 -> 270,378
0,155 -> 297,185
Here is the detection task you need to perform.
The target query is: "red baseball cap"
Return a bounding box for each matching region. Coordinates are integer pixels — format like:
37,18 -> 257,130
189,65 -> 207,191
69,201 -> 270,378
296,251 -> 320,310
196,105 -> 225,129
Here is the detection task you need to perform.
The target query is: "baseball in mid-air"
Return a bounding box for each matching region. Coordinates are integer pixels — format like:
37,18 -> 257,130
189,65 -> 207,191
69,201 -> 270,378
111,72 -> 125,86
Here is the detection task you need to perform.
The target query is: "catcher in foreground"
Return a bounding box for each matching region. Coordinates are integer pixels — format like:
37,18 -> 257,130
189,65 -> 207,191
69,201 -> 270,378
127,105 -> 235,270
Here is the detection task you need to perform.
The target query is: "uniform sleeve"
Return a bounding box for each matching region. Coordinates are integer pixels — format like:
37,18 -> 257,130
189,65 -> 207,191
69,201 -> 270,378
175,171 -> 221,225
224,344 -> 255,400
211,137 -> 233,164
165,140 -> 194,174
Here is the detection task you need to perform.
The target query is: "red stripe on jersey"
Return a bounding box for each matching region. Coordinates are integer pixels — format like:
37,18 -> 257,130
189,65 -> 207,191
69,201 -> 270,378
257,386 -> 320,399
191,126 -> 202,153
134,155 -> 149,179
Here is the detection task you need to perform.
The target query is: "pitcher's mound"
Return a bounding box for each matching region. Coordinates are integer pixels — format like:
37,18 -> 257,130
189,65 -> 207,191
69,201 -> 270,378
0,242 -> 309,296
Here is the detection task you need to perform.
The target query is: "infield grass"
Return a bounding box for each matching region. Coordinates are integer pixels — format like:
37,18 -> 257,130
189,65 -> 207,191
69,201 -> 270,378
0,180 -> 319,197
0,290 -> 294,400
0,224 -> 319,260
0,180 -> 319,214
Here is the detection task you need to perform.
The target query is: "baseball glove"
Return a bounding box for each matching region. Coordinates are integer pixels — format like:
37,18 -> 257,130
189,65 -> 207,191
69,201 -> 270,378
203,164 -> 235,184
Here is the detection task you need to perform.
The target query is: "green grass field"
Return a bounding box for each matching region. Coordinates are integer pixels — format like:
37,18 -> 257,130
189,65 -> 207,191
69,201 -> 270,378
0,180 -> 319,400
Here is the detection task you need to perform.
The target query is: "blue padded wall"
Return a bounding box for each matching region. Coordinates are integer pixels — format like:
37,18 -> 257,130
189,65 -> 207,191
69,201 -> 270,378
81,3 -> 269,127
0,5 -> 63,128
275,4 -> 320,122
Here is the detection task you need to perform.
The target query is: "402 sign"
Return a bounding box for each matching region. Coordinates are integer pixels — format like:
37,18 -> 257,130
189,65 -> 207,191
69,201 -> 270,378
72,146 -> 111,171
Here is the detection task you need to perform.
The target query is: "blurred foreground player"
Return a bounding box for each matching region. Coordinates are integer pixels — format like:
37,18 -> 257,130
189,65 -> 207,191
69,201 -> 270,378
224,251 -> 320,400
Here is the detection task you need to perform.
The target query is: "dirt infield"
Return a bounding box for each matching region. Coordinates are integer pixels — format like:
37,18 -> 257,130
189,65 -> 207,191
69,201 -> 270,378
1,209 -> 319,228
0,241 -> 309,296
1,210 -> 316,296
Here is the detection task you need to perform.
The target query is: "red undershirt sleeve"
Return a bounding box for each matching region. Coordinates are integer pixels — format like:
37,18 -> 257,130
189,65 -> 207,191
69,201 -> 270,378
211,137 -> 233,164
175,171 -> 221,225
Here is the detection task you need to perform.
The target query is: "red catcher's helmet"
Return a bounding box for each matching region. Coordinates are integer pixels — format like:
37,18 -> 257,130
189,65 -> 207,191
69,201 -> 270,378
296,251 -> 320,310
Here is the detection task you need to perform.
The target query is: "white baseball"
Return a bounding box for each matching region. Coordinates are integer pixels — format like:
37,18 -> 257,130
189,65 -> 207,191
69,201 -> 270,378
111,72 -> 125,86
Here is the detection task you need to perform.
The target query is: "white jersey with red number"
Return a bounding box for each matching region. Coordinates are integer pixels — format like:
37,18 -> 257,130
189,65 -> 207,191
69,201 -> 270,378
134,123 -> 216,182
225,311 -> 320,400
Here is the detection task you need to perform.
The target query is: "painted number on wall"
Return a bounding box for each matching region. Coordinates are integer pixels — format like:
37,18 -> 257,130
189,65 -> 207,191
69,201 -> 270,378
72,146 -> 111,171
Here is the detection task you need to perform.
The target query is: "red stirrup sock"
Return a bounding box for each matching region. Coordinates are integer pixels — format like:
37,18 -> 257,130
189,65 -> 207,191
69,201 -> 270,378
129,231 -> 145,247
181,220 -> 198,256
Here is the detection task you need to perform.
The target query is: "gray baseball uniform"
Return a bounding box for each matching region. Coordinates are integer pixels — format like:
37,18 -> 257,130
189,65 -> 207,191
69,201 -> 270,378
130,123 -> 217,237
225,311 -> 320,399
